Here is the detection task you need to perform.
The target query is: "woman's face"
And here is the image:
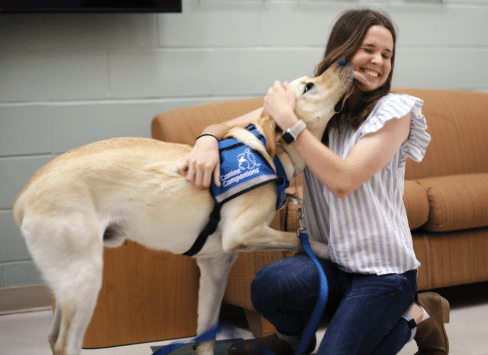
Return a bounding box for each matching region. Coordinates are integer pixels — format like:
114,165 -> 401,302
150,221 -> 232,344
351,25 -> 394,92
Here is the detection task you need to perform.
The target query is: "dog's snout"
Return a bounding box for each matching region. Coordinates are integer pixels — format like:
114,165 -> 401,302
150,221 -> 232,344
337,57 -> 349,67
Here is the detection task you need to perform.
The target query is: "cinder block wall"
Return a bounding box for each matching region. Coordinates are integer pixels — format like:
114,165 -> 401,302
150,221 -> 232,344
1,0 -> 487,290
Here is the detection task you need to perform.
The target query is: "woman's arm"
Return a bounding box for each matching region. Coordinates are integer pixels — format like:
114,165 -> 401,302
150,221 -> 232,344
265,81 -> 411,198
177,107 -> 263,188
294,113 -> 411,197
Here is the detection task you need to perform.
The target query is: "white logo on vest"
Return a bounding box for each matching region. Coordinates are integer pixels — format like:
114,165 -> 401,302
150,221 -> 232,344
221,148 -> 261,187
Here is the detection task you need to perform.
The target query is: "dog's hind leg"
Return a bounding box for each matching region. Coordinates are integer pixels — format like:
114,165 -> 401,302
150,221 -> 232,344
21,213 -> 104,355
48,300 -> 62,353
53,296 -> 100,355
195,252 -> 238,355
50,249 -> 103,355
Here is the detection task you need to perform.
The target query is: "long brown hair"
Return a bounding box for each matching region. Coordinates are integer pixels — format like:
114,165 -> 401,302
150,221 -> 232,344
316,9 -> 397,142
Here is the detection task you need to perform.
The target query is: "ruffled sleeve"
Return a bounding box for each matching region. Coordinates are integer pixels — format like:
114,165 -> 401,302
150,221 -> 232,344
360,93 -> 431,162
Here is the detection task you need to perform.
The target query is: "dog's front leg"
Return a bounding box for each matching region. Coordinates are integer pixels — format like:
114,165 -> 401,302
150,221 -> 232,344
223,225 -> 303,253
219,188 -> 304,254
195,252 -> 238,355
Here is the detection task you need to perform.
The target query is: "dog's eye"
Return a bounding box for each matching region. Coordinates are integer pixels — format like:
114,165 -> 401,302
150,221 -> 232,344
303,82 -> 314,94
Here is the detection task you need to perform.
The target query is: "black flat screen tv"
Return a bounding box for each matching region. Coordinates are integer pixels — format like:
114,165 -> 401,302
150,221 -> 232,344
0,0 -> 182,13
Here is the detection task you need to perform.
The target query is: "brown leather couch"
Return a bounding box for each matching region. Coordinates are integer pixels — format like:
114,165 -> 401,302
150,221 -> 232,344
151,88 -> 488,337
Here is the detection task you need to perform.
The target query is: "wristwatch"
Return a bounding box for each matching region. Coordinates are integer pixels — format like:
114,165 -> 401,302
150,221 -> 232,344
282,119 -> 306,144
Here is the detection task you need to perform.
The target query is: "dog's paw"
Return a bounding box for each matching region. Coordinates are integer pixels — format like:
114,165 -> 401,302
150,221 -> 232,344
308,239 -> 329,260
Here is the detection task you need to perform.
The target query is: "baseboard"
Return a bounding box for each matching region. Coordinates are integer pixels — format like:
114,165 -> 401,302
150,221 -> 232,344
0,284 -> 52,315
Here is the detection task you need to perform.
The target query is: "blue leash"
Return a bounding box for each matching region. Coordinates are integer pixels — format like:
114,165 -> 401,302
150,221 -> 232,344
152,230 -> 328,355
294,230 -> 329,355
152,324 -> 221,355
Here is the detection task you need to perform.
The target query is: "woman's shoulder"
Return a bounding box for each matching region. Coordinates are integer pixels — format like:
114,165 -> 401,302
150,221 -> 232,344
374,92 -> 423,114
364,92 -> 431,162
360,92 -> 424,136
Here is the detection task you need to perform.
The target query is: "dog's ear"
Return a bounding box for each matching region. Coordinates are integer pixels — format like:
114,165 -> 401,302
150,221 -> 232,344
257,110 -> 277,157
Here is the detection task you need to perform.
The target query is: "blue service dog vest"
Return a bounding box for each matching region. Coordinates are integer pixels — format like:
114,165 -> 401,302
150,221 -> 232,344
183,125 -> 289,256
212,125 -> 289,210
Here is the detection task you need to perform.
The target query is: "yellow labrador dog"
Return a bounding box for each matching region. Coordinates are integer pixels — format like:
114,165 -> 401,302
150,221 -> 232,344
13,58 -> 353,355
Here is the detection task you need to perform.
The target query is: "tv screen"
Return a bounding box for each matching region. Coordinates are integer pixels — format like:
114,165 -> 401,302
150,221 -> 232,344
0,0 -> 182,13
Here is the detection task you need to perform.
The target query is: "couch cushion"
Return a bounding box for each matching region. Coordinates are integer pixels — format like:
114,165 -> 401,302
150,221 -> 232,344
403,180 -> 430,230
418,173 -> 488,232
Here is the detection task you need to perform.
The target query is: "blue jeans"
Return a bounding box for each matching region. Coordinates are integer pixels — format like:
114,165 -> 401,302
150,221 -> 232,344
250,255 -> 417,355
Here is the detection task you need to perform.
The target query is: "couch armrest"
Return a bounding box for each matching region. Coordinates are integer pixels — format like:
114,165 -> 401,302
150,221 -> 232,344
403,180 -> 430,230
417,173 -> 488,232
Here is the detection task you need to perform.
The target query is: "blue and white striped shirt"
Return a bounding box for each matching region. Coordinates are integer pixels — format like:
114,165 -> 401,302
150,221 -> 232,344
302,93 -> 431,275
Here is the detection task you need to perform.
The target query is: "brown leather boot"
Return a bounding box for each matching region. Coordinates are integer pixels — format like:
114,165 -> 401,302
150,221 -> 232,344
414,292 -> 450,355
227,333 -> 316,355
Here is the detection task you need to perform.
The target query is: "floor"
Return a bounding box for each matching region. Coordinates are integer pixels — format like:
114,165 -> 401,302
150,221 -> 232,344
1,282 -> 487,355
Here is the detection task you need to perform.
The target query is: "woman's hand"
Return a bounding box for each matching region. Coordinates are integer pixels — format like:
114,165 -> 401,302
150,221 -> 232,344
177,107 -> 263,188
264,81 -> 298,130
177,136 -> 221,188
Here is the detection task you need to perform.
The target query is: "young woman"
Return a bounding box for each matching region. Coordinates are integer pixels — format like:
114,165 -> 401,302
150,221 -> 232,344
178,9 -> 450,355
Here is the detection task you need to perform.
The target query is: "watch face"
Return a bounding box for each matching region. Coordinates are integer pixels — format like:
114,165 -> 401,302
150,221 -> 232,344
282,131 -> 294,144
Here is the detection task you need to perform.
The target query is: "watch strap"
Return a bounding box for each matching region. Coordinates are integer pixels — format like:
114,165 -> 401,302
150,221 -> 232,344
282,119 -> 306,144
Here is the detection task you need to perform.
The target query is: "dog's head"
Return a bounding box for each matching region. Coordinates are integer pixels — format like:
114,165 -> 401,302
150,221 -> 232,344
290,57 -> 354,136
259,57 -> 354,156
